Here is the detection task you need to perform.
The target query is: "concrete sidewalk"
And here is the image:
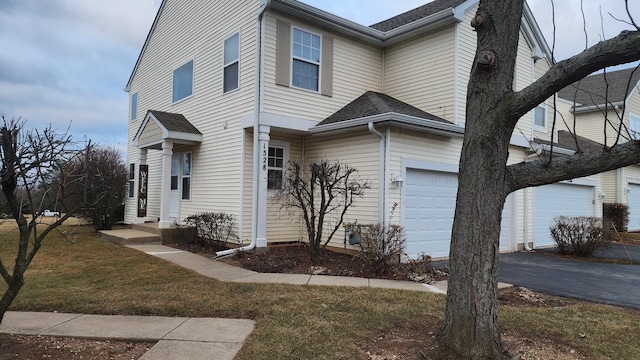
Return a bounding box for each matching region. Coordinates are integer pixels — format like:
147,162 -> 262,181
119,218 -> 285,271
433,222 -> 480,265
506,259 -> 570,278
0,311 -> 254,360
128,244 -> 453,294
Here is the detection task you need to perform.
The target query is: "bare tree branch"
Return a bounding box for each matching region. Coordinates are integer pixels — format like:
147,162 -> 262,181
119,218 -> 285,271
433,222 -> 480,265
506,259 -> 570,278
511,30 -> 640,122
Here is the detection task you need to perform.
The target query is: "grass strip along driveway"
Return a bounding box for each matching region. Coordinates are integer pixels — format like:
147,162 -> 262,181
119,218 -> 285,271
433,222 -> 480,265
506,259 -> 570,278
1,226 -> 640,359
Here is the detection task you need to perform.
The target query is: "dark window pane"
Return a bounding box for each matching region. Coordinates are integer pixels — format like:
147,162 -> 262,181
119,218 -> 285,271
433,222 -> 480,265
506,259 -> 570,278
223,62 -> 239,93
182,178 -> 191,200
268,169 -> 283,189
171,175 -> 178,190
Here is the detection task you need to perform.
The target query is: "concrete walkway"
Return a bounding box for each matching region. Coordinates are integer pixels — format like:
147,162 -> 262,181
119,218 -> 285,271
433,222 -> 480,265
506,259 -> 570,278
0,311 -> 254,360
3,244 -> 509,359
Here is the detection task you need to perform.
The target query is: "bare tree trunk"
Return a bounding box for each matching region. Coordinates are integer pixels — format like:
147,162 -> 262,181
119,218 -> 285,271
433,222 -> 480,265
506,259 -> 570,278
436,1 -> 523,357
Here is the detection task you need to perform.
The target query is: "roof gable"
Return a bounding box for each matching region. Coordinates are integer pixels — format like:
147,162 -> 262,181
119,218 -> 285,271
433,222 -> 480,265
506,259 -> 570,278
318,91 -> 451,126
558,67 -> 640,107
134,110 -> 202,149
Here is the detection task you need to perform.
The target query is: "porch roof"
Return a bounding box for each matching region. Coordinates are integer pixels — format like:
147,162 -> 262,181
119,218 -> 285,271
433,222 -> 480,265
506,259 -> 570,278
310,91 -> 464,137
133,110 -> 202,149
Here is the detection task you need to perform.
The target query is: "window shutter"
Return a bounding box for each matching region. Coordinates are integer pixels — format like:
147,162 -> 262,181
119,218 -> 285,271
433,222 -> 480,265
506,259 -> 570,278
321,35 -> 333,97
276,20 -> 291,87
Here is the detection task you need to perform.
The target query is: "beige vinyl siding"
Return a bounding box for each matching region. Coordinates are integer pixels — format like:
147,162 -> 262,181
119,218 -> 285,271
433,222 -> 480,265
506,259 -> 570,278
262,13 -> 383,122
266,133 -> 303,243
303,130 -> 381,249
125,0 -> 260,224
384,27 -> 456,123
138,121 -> 163,146
512,31 -> 536,138
602,170 -> 618,204
454,8 -> 477,126
571,109 -> 622,145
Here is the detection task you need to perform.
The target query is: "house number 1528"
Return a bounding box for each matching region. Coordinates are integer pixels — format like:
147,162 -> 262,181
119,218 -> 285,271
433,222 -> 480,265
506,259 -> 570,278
262,143 -> 267,171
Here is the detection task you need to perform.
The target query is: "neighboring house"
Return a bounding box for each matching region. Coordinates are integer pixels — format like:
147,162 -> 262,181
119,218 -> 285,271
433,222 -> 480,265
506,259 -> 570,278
557,68 -> 640,230
124,0 -> 606,259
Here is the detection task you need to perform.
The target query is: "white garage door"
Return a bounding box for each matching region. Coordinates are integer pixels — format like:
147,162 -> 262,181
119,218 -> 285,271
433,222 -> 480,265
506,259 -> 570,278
404,169 -> 514,259
534,183 -> 594,247
627,183 -> 640,231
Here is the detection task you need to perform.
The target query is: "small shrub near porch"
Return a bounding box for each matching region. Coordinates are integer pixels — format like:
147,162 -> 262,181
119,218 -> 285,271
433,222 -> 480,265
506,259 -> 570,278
184,212 -> 238,250
550,216 -> 608,257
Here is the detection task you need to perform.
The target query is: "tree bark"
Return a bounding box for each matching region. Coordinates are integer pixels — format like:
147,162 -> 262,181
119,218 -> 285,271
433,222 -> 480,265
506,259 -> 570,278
436,0 -> 640,358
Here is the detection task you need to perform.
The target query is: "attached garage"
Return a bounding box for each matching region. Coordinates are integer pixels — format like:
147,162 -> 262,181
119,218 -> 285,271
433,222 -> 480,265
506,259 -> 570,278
626,183 -> 640,231
533,182 -> 595,248
404,167 -> 515,259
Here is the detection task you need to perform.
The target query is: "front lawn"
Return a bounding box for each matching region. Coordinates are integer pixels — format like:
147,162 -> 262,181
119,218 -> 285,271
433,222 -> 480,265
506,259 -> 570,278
1,226 -> 639,359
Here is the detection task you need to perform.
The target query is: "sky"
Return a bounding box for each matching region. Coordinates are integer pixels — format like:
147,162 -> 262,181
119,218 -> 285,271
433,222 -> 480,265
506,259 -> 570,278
0,0 -> 638,157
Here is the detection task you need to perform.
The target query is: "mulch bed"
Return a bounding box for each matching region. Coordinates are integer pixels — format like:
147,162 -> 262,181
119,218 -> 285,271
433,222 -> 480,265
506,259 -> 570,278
171,242 -> 447,282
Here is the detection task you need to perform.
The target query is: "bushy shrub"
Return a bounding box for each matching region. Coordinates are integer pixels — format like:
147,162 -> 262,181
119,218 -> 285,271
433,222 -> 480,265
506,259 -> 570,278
550,216 -> 608,257
358,223 -> 406,274
603,203 -> 629,233
184,212 -> 238,249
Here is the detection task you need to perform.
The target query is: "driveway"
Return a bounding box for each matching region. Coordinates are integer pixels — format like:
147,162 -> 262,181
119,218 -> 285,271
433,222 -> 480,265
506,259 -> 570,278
498,244 -> 640,310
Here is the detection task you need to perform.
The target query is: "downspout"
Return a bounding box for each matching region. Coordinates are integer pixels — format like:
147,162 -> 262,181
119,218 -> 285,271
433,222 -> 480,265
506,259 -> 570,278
217,1 -> 270,257
384,128 -> 391,226
522,150 -> 541,251
368,123 -> 385,226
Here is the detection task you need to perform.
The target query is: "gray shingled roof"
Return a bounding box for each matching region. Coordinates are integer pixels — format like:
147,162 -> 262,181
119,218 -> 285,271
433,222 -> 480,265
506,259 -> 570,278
148,110 -> 202,134
535,130 -> 605,153
370,0 -> 466,32
317,91 -> 450,126
558,67 -> 640,107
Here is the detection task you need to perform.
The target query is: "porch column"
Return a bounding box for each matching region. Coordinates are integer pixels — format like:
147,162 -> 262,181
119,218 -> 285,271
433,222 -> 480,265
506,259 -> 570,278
136,148 -> 148,223
256,125 -> 270,247
159,140 -> 173,228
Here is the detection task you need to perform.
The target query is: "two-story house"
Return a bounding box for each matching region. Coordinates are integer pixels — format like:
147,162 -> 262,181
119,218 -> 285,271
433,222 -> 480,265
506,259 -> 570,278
556,67 -> 640,230
124,0 -> 607,258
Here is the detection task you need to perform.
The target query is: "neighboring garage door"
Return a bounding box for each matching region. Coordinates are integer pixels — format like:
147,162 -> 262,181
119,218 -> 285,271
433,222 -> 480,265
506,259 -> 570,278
627,183 -> 640,231
534,182 -> 594,247
404,168 -> 514,259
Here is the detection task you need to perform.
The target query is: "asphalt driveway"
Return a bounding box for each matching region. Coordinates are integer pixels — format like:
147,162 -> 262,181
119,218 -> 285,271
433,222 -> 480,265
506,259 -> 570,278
498,244 -> 640,310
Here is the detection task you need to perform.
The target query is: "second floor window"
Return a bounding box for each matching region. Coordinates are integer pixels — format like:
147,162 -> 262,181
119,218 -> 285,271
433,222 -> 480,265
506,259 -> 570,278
131,92 -> 138,121
173,59 -> 194,102
224,33 -> 240,93
292,28 -> 320,92
534,104 -> 546,129
630,113 -> 640,140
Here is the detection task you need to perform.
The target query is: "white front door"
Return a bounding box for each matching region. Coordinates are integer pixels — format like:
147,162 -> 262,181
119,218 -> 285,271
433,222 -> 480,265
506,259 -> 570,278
169,154 -> 181,221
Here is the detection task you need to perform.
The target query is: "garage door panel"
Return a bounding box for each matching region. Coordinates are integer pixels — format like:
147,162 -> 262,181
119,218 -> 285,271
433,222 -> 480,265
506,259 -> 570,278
405,169 -> 457,259
534,183 -> 594,248
627,184 -> 640,231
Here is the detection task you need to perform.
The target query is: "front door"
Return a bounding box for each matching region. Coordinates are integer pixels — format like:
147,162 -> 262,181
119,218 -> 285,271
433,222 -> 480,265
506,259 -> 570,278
169,154 -> 181,221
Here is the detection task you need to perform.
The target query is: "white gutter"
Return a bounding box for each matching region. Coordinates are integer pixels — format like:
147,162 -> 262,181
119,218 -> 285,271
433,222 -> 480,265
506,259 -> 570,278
310,113 -> 465,137
572,101 -> 624,114
217,1 -> 270,257
368,123 -> 386,226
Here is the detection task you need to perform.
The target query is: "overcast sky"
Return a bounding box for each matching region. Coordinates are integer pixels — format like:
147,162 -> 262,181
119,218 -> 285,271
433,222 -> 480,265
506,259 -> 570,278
0,0 -> 638,156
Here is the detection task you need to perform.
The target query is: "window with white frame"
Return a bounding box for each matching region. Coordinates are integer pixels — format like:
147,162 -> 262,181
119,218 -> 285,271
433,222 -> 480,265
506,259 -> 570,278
181,153 -> 191,200
631,113 -> 640,140
128,163 -> 135,198
130,92 -> 138,121
223,32 -> 239,93
534,103 -> 547,130
172,59 -> 194,102
292,28 -> 320,92
267,146 -> 285,189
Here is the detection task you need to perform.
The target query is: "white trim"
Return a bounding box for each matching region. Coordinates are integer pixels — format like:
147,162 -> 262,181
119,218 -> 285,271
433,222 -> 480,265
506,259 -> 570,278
242,112 -> 317,132
172,58 -> 195,104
